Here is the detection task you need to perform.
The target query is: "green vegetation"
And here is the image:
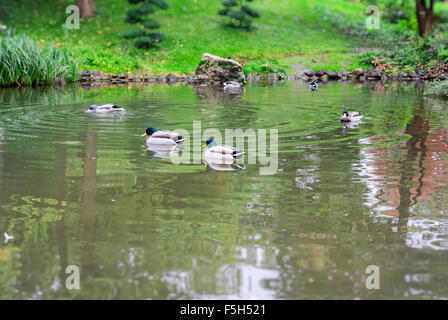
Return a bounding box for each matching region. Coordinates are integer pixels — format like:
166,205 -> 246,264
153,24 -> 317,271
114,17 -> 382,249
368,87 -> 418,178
123,0 -> 169,49
0,33 -> 78,86
0,0 -> 405,76
356,38 -> 448,73
1,0 -> 448,80
355,0 -> 448,72
424,80 -> 448,98
218,0 -> 260,30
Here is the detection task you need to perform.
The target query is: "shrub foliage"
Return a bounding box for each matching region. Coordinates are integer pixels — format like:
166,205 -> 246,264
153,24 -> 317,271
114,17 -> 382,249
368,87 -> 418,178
123,0 -> 168,49
218,0 -> 260,29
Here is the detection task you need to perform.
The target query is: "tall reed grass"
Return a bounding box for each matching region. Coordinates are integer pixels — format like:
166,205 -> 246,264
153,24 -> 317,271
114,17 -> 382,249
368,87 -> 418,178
0,33 -> 79,87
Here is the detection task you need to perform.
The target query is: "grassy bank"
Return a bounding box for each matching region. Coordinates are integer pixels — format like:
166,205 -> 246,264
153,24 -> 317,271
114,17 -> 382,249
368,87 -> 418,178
2,0 -> 448,78
1,0 -> 398,76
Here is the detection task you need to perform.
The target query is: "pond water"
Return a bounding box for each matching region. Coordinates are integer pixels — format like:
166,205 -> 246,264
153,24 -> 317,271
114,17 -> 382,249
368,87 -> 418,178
0,81 -> 447,299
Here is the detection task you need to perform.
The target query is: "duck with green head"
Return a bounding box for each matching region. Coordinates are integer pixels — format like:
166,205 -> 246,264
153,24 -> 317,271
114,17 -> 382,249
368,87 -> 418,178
223,77 -> 246,89
309,79 -> 319,91
202,136 -> 245,162
142,126 -> 185,145
340,109 -> 362,122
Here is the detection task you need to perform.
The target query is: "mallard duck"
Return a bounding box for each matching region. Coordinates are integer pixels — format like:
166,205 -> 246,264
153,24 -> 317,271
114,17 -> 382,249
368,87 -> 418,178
142,126 -> 185,145
202,137 -> 245,162
87,104 -> 125,113
223,78 -> 246,90
309,80 -> 319,91
340,109 -> 362,122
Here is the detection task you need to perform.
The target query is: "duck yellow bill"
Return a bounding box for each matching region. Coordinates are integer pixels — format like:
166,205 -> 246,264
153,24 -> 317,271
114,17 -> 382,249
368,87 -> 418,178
202,144 -> 207,148
141,133 -> 147,137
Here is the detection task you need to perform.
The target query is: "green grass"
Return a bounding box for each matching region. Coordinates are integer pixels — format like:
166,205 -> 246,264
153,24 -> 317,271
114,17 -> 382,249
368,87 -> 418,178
0,33 -> 78,86
0,0 -> 420,76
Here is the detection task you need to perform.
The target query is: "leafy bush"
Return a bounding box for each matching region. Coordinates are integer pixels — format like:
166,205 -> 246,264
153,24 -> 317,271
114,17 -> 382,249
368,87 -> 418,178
218,0 -> 260,29
123,0 -> 168,49
392,44 -> 433,66
357,41 -> 440,69
358,50 -> 390,66
0,34 -> 78,87
437,47 -> 448,63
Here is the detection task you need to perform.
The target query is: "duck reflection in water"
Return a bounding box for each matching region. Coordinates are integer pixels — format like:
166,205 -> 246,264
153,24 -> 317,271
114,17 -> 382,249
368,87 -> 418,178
341,120 -> 361,130
145,143 -> 184,159
205,158 -> 246,172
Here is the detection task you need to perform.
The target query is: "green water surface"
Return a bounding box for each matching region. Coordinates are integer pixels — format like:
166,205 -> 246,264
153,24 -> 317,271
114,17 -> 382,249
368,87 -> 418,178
0,81 -> 447,299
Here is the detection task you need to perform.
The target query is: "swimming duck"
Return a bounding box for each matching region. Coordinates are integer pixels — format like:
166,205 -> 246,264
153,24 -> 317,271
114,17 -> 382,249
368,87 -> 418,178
87,104 -> 125,113
309,80 -> 319,91
223,78 -> 246,90
142,126 -> 185,145
202,137 -> 245,162
340,109 -> 362,122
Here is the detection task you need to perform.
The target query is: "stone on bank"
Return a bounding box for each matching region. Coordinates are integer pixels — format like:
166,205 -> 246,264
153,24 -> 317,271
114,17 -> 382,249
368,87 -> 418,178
192,53 -> 245,84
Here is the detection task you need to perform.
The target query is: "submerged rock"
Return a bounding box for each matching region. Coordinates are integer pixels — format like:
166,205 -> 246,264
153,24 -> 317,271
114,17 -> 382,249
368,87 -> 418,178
193,53 -> 244,83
